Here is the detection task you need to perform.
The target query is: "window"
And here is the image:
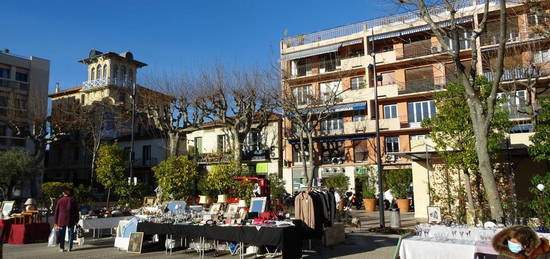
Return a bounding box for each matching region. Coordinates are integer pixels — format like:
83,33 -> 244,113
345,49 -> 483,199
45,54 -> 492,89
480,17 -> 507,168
217,134 -> 229,153
528,14 -> 548,26
73,146 -> 79,161
385,136 -> 400,153
81,94 -> 86,104
103,65 -> 107,79
244,131 -> 262,151
91,67 -> 95,80
194,137 -> 203,154
384,104 -> 398,119
320,52 -> 341,73
351,77 -> 365,90
320,115 -> 343,135
292,85 -> 311,105
292,58 -> 311,77
320,141 -> 345,164
353,109 -> 366,121
446,31 -> 472,50
15,72 -> 28,82
143,145 -> 151,161
498,90 -> 528,119
353,140 -> 369,162
0,68 -> 9,78
0,96 -> 7,107
534,49 -> 550,63
408,100 -> 436,126
410,134 -> 426,141
97,65 -> 102,80
320,80 -> 342,101
112,65 -> 118,79
292,144 -> 309,163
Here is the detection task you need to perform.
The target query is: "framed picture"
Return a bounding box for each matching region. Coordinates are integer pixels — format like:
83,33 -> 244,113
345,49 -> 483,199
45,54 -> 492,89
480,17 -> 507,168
2,201 -> 14,217
226,203 -> 239,216
210,203 -> 222,215
127,232 -> 144,253
249,197 -> 267,213
143,196 -> 156,206
166,201 -> 187,213
427,206 -> 442,223
238,208 -> 247,219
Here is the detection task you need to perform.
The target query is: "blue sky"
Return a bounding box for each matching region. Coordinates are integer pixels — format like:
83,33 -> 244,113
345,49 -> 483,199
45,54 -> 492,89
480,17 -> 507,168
4,0 -> 397,93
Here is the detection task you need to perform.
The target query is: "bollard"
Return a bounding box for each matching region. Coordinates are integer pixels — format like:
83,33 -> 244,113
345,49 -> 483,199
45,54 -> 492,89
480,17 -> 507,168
390,209 -> 401,228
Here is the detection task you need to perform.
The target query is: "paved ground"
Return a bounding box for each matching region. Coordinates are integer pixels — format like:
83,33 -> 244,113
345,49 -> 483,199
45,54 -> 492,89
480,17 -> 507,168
3,210 -> 417,259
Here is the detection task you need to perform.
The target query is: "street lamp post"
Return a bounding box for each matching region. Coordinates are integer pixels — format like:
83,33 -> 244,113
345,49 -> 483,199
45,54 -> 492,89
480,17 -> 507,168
370,30 -> 385,228
129,82 -> 136,183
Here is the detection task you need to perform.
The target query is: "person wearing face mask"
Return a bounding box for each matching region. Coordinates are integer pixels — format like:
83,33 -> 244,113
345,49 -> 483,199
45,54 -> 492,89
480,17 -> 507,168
492,225 -> 550,259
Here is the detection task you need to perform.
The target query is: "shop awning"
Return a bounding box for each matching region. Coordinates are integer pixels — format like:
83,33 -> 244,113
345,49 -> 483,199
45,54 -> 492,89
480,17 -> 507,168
368,17 -> 473,41
288,134 -> 373,144
312,102 -> 366,114
281,43 -> 341,61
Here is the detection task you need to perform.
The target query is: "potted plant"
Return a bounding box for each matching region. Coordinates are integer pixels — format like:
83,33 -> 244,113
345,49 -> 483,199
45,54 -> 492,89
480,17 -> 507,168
385,169 -> 412,212
360,172 -> 377,212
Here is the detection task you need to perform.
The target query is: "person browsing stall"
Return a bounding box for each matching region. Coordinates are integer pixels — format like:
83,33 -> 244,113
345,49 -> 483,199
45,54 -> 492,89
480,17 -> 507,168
54,189 -> 79,252
492,225 -> 550,259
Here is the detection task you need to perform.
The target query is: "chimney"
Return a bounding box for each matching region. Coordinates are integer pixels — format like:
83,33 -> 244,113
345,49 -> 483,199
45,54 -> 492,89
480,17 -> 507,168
55,82 -> 60,93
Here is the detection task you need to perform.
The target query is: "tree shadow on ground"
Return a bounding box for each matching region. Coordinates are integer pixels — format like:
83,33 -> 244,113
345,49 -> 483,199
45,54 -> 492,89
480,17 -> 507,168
302,233 -> 399,259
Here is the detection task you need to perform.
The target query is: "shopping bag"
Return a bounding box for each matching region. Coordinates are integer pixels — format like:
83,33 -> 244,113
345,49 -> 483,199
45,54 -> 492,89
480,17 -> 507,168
48,228 -> 59,247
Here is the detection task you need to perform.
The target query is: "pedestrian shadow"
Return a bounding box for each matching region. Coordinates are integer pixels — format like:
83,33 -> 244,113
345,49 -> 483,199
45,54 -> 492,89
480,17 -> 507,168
302,233 -> 398,258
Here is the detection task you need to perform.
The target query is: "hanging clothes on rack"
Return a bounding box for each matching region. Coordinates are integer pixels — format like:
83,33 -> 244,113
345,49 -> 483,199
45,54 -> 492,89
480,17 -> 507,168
294,192 -> 316,229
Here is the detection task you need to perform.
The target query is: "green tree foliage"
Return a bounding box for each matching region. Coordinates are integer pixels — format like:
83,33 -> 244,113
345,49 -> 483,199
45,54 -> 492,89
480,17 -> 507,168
323,173 -> 349,195
528,96 -> 550,228
73,184 -> 92,205
385,169 -> 412,199
115,182 -> 148,209
152,155 -> 198,201
0,149 -> 40,200
95,143 -> 127,209
529,97 -> 550,162
41,182 -> 74,199
199,161 -> 240,196
422,79 -> 512,171
267,174 -> 287,201
233,180 -> 254,202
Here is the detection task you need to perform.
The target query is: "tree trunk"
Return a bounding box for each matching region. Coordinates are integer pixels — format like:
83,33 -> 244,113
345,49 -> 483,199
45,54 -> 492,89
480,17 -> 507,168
106,187 -> 111,211
306,134 -> 315,188
472,124 -> 504,222
168,132 -> 179,157
463,169 -> 476,224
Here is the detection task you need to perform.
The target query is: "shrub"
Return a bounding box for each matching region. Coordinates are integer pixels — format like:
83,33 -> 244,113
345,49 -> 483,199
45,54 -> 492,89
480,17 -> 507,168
41,182 -> 73,199
359,168 -> 377,199
385,169 -> 412,199
529,172 -> 550,228
323,173 -> 349,195
153,155 -> 199,201
268,174 -> 287,201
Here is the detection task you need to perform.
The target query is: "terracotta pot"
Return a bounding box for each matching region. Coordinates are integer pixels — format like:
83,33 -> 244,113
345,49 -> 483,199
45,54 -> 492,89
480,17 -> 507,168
363,198 -> 376,212
396,199 -> 410,213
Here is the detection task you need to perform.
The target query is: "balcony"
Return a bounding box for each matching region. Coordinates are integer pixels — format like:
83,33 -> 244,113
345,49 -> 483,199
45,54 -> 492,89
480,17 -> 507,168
81,78 -> 133,91
340,56 -> 365,70
0,78 -> 29,91
134,157 -> 159,168
398,76 -> 448,94
376,50 -> 396,64
343,118 -> 401,134
320,128 -> 344,136
242,148 -> 271,161
483,67 -> 549,82
288,56 -> 365,79
480,30 -> 521,46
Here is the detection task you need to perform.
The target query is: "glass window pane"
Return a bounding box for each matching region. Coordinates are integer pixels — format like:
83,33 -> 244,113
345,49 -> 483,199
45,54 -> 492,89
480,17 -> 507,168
408,103 -> 414,122
422,102 -> 429,119
392,105 -> 397,118
415,102 -> 422,122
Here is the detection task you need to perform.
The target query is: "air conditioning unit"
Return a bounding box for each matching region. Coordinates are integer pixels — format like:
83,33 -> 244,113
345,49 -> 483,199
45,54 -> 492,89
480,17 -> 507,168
386,154 -> 398,163
431,46 -> 442,54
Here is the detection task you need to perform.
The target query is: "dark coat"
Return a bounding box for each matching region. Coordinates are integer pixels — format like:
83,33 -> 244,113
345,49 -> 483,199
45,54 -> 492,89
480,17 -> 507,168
54,196 -> 79,227
492,226 -> 550,259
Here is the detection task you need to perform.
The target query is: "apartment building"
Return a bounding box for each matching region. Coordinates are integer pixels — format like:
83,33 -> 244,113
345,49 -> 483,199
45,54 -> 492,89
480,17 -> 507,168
186,115 -> 283,180
0,50 -> 49,152
280,0 -> 550,216
46,50 -> 168,186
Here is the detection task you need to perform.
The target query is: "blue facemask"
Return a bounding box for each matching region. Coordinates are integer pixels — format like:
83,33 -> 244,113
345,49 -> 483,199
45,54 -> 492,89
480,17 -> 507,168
507,240 -> 523,254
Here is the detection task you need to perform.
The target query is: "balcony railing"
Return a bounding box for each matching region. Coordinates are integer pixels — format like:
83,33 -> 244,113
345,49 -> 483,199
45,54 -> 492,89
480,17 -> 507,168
288,56 -> 365,79
320,128 -> 344,136
483,67 -> 548,82
0,78 -> 29,90
81,78 -> 133,91
398,76 -> 449,94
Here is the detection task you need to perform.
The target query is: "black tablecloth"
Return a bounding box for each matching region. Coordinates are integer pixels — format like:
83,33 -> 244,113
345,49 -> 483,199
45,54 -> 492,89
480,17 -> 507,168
137,223 -> 302,259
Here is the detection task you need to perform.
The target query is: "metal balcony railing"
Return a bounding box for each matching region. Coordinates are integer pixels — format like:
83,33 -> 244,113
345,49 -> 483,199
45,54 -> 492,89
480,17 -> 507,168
0,78 -> 29,90
398,76 -> 451,94
81,78 -> 133,91
483,67 -> 548,82
283,0 -> 522,48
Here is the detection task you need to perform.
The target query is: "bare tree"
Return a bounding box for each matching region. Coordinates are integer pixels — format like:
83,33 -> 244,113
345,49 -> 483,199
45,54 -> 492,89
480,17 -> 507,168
198,67 -> 276,162
141,73 -> 206,157
394,0 -> 509,221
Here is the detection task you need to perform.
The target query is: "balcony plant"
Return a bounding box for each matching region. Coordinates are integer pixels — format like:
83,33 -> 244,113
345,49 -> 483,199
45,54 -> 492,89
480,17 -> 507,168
385,169 -> 412,212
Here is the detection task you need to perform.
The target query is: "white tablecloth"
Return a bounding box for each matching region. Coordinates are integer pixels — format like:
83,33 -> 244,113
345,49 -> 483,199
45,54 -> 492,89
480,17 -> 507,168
78,216 -> 133,230
399,237 -> 497,259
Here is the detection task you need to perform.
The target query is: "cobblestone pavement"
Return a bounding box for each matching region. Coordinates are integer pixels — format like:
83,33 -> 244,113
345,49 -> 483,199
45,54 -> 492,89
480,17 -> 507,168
4,210 -> 415,259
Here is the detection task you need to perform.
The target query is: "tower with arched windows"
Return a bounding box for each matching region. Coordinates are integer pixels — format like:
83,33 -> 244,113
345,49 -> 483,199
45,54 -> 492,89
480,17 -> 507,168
79,49 -> 147,91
